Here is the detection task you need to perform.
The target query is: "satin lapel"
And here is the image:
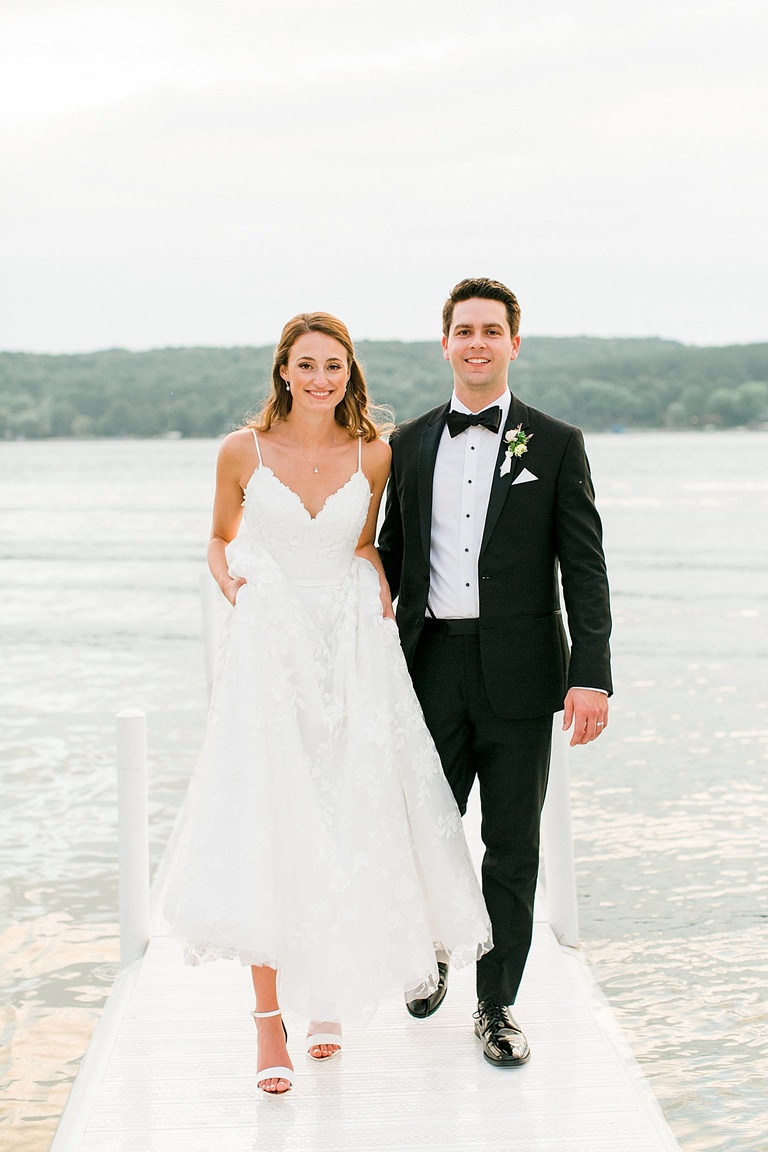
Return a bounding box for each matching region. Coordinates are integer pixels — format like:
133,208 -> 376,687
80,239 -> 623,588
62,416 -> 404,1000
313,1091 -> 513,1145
480,395 -> 529,556
417,404 -> 449,564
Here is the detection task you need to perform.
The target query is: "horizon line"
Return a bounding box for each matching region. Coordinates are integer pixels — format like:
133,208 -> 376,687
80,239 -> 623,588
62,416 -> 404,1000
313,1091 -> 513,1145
2,333 -> 767,357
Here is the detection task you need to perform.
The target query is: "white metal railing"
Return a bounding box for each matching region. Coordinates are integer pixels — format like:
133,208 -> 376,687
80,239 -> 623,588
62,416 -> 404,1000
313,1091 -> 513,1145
199,570 -> 222,698
116,709 -> 150,967
541,720 -> 579,946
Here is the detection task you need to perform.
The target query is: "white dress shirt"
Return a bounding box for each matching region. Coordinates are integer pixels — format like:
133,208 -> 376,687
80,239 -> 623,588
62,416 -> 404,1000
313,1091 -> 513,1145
428,390 -> 510,619
427,389 -> 607,697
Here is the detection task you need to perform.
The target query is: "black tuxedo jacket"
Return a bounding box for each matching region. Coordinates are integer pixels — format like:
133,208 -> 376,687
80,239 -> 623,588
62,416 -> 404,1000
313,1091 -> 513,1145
378,393 -> 612,720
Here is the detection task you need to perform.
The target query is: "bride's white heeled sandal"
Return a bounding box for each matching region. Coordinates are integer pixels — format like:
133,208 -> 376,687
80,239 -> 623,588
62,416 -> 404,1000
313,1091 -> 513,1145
252,1008 -> 293,1092
306,1021 -> 342,1060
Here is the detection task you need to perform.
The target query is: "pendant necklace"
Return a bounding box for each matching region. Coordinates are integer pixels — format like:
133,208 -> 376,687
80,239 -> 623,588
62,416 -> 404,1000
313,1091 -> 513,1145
286,428 -> 337,474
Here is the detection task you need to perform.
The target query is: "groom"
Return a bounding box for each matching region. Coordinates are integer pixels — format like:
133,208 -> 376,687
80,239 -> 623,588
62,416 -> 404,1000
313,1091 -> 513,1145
378,277 -> 612,1066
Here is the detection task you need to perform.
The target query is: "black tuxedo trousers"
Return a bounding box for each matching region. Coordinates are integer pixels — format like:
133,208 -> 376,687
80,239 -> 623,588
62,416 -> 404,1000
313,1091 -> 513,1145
412,623 -> 552,1004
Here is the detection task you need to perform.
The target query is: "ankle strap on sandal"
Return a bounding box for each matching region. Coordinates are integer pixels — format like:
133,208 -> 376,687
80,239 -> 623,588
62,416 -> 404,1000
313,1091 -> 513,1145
252,1008 -> 282,1018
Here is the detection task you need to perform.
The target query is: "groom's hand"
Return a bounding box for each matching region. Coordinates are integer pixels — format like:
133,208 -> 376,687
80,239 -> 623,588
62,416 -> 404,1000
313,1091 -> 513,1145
562,688 -> 609,746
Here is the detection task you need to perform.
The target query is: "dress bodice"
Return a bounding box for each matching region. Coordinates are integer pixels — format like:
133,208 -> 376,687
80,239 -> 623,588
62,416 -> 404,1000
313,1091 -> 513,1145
227,458 -> 372,587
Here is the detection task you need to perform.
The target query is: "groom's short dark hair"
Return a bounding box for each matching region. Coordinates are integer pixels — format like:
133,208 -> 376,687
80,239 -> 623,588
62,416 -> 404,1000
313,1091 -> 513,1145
442,278 -> 521,339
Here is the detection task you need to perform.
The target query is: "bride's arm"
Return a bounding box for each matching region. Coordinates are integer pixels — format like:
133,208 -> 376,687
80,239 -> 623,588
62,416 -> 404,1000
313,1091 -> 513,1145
354,438 -> 395,621
208,431 -> 252,605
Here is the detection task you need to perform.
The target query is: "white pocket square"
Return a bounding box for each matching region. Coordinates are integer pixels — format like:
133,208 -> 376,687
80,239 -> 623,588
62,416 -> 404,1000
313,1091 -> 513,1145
511,467 -> 538,486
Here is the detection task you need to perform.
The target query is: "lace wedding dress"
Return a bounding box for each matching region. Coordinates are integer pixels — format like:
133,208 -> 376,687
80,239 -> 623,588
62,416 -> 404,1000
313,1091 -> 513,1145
164,432 -> 491,1021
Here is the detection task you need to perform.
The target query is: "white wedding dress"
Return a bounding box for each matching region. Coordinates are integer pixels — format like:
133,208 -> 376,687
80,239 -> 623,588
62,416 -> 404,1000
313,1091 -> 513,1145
164,431 -> 491,1021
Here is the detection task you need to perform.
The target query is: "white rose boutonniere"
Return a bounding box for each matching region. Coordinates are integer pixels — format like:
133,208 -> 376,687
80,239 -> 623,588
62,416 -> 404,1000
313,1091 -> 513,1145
500,424 -> 533,476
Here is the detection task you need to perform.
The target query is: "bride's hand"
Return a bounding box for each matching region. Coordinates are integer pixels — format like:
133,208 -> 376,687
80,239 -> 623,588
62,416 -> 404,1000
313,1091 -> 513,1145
379,587 -> 396,621
223,576 -> 247,605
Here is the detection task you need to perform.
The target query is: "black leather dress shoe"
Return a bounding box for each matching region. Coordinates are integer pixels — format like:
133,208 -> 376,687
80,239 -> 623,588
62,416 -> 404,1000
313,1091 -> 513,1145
474,999 -> 530,1066
406,962 -> 449,1018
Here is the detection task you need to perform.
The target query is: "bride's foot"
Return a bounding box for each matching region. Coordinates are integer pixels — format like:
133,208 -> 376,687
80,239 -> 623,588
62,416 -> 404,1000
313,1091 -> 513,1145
307,1020 -> 342,1060
253,1009 -> 293,1094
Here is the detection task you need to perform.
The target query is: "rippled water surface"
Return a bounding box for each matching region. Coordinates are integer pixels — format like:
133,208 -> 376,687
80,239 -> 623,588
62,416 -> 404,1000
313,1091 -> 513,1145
1,433 -> 767,1151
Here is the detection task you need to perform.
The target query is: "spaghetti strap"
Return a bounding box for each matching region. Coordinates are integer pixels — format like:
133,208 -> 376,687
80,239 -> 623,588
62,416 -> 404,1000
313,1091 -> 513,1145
357,435 -> 362,471
251,429 -> 263,467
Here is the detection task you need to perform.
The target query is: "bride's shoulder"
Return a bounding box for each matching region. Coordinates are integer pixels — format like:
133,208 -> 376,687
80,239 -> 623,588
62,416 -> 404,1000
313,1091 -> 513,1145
360,435 -> 391,463
219,426 -> 254,455
359,434 -> 391,484
216,427 -> 262,476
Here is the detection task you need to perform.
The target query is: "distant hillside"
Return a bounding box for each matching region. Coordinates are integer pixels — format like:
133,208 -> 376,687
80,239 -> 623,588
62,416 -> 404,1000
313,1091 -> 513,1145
1,337 -> 766,438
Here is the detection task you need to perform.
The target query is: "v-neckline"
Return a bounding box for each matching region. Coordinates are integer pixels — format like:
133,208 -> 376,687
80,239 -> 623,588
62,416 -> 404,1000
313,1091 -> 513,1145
249,465 -> 365,522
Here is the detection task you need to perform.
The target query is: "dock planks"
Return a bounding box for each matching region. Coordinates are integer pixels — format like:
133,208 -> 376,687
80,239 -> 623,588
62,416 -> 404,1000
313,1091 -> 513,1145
51,732 -> 682,1152
53,922 -> 681,1152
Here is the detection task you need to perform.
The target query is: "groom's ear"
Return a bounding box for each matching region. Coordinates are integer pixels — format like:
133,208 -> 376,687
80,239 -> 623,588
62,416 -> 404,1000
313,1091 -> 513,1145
509,335 -> 521,362
441,335 -> 449,361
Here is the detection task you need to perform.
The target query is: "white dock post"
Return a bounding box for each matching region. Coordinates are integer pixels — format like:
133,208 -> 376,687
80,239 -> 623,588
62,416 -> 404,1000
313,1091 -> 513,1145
199,570 -> 221,698
541,717 -> 580,947
116,709 -> 150,967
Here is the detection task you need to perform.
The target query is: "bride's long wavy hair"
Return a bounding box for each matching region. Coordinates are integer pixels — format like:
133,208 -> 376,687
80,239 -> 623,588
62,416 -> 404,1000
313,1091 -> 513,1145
250,312 -> 390,442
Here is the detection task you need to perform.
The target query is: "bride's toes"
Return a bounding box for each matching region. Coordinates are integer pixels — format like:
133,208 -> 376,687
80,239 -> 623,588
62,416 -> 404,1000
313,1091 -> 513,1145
307,1021 -> 342,1060
258,1075 -> 291,1094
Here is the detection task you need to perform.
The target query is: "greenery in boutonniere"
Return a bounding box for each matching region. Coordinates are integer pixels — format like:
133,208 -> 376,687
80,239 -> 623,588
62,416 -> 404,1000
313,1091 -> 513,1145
500,424 -> 533,475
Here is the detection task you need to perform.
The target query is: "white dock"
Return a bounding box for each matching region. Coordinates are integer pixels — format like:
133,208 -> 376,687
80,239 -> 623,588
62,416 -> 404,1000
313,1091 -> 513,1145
50,729 -> 683,1152
50,627 -> 682,1152
51,918 -> 681,1152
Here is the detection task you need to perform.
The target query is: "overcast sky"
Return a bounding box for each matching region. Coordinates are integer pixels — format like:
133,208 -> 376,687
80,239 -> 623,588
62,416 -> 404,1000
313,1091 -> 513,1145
1,0 -> 766,353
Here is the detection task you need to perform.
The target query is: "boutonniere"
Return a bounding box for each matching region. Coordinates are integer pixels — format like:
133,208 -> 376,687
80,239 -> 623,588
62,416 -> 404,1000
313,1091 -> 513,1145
499,424 -> 533,476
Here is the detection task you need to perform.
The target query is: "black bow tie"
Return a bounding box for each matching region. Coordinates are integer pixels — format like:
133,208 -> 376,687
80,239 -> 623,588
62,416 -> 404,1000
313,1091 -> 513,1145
446,406 -> 502,437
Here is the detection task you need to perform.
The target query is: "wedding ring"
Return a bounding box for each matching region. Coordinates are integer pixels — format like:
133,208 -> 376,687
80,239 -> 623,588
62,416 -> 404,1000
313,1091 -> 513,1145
596,721 -> 604,727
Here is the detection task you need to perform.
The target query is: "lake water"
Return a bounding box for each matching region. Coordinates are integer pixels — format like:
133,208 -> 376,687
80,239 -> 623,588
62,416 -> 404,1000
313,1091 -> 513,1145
1,432 -> 766,1151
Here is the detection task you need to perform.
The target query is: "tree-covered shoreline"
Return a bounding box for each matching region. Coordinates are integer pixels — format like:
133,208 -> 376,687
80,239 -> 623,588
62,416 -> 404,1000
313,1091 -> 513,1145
1,337 -> 766,439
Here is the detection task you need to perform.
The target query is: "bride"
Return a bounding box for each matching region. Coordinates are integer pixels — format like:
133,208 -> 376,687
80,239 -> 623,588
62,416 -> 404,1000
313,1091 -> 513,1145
164,312 -> 491,1094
